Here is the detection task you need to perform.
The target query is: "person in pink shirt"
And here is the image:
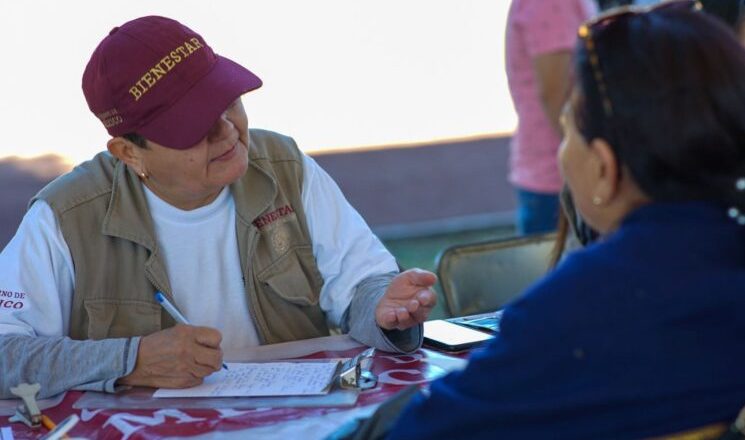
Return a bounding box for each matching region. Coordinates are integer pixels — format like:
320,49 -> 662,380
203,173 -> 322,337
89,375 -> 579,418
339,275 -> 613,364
506,0 -> 596,234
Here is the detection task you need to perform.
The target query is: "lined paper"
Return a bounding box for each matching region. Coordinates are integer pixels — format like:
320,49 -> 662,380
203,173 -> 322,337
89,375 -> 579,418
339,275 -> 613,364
154,362 -> 340,398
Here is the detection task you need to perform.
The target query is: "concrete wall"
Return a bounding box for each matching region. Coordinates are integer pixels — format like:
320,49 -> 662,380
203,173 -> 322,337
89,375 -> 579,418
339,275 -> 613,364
314,135 -> 515,239
0,135 -> 515,248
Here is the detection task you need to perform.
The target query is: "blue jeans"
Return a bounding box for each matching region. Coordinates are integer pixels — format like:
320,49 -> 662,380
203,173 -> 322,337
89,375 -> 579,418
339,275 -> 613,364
515,189 -> 559,235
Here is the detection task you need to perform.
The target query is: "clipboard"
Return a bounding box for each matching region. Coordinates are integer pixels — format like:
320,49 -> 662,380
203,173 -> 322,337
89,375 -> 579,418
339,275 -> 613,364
74,348 -> 379,410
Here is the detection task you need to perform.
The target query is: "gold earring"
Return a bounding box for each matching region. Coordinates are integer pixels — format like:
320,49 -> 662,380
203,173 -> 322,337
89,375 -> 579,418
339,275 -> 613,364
139,171 -> 148,180
592,195 -> 603,206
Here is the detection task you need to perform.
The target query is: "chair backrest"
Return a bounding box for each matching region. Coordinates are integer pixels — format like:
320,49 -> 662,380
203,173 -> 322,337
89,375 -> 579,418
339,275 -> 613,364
651,422 -> 727,440
436,232 -> 557,317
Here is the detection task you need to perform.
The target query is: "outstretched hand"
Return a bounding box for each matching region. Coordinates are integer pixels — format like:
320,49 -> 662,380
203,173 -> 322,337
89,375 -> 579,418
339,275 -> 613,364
375,269 -> 437,331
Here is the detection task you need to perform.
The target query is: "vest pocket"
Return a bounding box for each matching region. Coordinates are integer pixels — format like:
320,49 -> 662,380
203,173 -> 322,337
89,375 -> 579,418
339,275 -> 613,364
256,245 -> 323,306
84,299 -> 162,340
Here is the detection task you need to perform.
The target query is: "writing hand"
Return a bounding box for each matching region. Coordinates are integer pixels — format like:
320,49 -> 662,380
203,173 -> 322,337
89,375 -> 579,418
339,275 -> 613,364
118,324 -> 224,389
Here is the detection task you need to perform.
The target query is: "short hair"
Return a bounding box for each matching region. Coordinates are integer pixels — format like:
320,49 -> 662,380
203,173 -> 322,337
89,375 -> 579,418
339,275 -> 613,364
122,132 -> 148,149
574,7 -> 745,211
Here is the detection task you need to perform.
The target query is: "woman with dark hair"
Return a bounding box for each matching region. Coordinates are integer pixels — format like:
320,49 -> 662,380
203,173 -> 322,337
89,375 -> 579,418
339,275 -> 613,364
386,2 -> 745,438
550,0 -> 745,267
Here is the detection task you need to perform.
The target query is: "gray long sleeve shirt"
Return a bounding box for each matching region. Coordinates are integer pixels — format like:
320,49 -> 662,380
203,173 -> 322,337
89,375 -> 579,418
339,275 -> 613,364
0,272 -> 421,399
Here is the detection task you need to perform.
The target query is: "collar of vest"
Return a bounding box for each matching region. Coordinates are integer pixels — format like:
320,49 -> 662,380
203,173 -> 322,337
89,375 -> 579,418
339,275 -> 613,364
101,154 -> 278,249
231,157 -> 278,228
102,161 -> 159,250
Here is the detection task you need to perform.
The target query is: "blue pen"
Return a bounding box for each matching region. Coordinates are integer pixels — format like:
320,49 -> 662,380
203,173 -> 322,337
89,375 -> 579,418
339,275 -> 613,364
155,291 -> 228,370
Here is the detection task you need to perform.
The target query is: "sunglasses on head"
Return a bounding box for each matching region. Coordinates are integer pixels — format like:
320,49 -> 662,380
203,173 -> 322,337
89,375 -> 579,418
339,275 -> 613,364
577,0 -> 703,118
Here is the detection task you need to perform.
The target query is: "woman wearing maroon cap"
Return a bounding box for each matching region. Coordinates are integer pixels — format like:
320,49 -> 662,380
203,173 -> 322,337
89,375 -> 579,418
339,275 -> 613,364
0,16 -> 437,397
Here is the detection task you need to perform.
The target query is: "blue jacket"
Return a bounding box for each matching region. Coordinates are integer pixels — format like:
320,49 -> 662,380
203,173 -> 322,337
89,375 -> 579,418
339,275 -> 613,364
389,202 -> 745,439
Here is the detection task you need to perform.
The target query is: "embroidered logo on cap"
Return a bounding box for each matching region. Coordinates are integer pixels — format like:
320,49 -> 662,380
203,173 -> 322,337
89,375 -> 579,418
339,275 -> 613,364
128,37 -> 205,102
95,108 -> 124,128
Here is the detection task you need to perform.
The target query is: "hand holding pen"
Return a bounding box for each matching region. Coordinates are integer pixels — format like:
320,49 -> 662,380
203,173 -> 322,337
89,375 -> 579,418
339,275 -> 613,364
117,292 -> 226,389
155,292 -> 228,370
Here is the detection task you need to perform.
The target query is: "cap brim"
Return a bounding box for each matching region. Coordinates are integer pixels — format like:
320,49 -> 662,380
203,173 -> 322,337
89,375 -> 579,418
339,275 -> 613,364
138,55 -> 262,149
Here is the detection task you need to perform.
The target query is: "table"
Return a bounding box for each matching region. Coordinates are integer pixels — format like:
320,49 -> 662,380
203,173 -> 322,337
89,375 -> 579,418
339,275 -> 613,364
5,336 -> 467,440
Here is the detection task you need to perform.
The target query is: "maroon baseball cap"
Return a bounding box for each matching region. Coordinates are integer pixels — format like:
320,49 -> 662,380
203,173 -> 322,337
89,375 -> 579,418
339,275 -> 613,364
82,16 -> 262,150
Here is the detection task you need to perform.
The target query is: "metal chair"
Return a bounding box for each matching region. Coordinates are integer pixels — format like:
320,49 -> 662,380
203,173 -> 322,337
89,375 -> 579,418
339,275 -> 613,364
435,232 -> 557,317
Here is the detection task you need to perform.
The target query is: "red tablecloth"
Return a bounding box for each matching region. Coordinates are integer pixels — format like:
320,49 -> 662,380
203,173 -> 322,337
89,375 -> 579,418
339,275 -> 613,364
8,346 -> 466,439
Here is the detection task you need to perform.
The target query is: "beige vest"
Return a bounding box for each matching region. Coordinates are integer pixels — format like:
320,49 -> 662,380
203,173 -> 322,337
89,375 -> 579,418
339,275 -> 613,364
33,129 -> 329,344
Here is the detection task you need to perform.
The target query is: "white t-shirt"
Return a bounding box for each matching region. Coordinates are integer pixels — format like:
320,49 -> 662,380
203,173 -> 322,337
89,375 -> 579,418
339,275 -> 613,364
0,154 -> 398,349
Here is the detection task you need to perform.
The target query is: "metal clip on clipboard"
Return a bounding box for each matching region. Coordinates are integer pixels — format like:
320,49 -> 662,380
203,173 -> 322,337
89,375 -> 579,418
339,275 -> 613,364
7,382 -> 80,439
336,347 -> 377,390
8,383 -> 42,428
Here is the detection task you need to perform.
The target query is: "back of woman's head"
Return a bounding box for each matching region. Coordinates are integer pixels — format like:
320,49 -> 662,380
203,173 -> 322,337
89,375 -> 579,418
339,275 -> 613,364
699,0 -> 744,30
574,3 -> 745,214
